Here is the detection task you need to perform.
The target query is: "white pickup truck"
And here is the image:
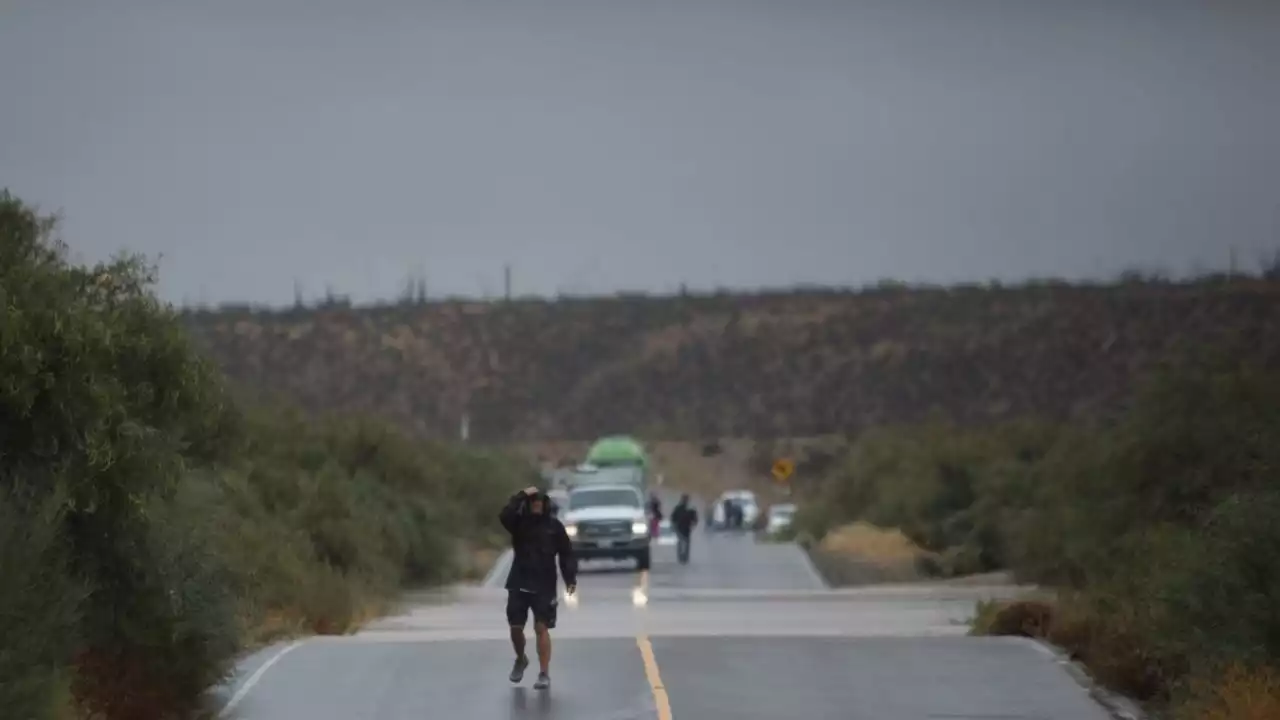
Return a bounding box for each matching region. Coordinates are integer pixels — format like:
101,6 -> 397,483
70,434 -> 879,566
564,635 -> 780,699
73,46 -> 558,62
561,483 -> 651,571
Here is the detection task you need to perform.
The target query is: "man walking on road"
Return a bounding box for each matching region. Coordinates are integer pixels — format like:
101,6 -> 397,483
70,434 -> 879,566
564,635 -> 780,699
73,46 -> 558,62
670,494 -> 698,564
499,486 -> 577,690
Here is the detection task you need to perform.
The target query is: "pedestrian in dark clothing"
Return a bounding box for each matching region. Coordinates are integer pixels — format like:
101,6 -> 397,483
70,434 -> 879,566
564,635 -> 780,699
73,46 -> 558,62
499,486 -> 577,690
732,502 -> 744,529
670,494 -> 698,563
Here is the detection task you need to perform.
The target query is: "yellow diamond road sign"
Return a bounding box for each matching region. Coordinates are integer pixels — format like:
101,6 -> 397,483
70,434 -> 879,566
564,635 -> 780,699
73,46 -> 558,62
772,458 -> 794,482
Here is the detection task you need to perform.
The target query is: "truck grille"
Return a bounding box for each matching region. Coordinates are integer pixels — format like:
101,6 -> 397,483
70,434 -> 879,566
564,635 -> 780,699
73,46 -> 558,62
579,520 -> 632,538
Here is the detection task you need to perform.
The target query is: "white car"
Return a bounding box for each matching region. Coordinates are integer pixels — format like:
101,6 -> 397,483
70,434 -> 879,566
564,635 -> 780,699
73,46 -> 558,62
712,490 -> 760,529
765,503 -> 797,534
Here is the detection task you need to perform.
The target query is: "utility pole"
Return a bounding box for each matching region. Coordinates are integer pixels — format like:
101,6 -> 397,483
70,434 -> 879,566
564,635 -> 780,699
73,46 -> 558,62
459,413 -> 470,442
504,263 -> 512,301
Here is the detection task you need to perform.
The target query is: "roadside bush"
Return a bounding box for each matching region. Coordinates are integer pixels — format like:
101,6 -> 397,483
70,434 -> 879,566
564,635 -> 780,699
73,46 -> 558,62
805,521 -> 930,585
1,190 -> 535,718
175,404 -> 531,647
1154,490 -> 1280,674
72,480 -> 242,720
999,352 -> 1280,707
972,592 -> 1167,700
792,419 -> 1055,578
795,334 -> 1280,713
969,598 -> 1052,639
0,489 -> 82,720
221,405 -> 532,637
1,190 -> 245,718
1178,664 -> 1280,720
1008,349 -> 1280,590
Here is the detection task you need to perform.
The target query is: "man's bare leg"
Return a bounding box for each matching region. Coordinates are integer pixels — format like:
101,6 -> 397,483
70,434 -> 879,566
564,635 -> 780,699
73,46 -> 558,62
534,622 -> 552,674
511,625 -> 527,659
509,625 -> 529,682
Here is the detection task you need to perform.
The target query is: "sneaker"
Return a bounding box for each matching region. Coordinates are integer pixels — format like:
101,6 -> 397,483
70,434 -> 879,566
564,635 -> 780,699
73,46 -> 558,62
509,655 -> 529,683
533,672 -> 550,690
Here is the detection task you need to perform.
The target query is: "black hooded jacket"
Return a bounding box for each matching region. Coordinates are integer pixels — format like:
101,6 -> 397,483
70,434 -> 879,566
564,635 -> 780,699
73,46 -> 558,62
499,491 -> 577,595
671,500 -> 698,536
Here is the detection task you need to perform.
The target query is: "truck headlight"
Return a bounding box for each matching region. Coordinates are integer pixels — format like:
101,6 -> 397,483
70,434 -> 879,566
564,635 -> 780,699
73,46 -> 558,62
631,521 -> 647,535
565,524 -> 578,538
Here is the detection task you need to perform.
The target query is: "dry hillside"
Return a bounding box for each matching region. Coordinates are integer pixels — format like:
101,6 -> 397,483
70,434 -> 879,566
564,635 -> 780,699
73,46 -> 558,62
183,279 -> 1280,444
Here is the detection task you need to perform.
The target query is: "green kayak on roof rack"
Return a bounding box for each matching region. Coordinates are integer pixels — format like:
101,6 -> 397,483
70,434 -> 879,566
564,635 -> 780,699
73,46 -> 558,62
584,435 -> 649,468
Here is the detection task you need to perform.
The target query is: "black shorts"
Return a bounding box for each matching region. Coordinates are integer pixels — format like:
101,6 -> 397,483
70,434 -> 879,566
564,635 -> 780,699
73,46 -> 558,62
506,590 -> 558,629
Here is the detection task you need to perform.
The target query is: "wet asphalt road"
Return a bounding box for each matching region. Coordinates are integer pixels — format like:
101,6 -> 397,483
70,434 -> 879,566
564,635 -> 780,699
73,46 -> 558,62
218,525 -> 1112,719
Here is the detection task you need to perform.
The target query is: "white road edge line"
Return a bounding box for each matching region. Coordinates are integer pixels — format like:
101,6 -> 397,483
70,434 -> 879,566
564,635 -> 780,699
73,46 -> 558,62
792,543 -> 829,589
1010,637 -> 1148,720
220,640 -> 304,716
1017,636 -> 1061,659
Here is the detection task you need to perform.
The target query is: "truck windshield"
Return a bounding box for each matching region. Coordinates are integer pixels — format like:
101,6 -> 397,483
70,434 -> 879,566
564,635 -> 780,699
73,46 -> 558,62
569,489 -> 641,510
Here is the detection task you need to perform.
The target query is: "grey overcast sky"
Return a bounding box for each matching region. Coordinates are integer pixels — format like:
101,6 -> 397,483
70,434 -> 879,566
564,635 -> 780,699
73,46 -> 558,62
2,0 -> 1278,306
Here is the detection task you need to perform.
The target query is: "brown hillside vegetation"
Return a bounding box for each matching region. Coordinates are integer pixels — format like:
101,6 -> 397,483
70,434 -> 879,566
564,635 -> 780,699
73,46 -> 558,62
183,278 -> 1280,443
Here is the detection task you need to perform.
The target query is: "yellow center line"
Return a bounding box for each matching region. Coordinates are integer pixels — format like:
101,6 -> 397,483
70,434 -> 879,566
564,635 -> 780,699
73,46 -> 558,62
635,570 -> 670,717
636,634 -> 673,720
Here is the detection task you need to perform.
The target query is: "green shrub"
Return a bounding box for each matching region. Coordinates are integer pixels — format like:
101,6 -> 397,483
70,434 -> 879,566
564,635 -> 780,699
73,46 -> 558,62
794,333 -> 1280,712
182,406 -> 532,643
2,189 -> 535,717
0,489 -> 83,720
1143,489 -> 1280,685
791,419 -> 1054,577
2,190 -> 245,718
72,479 -> 243,720
986,355 -> 1278,710
1008,350 -> 1280,588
